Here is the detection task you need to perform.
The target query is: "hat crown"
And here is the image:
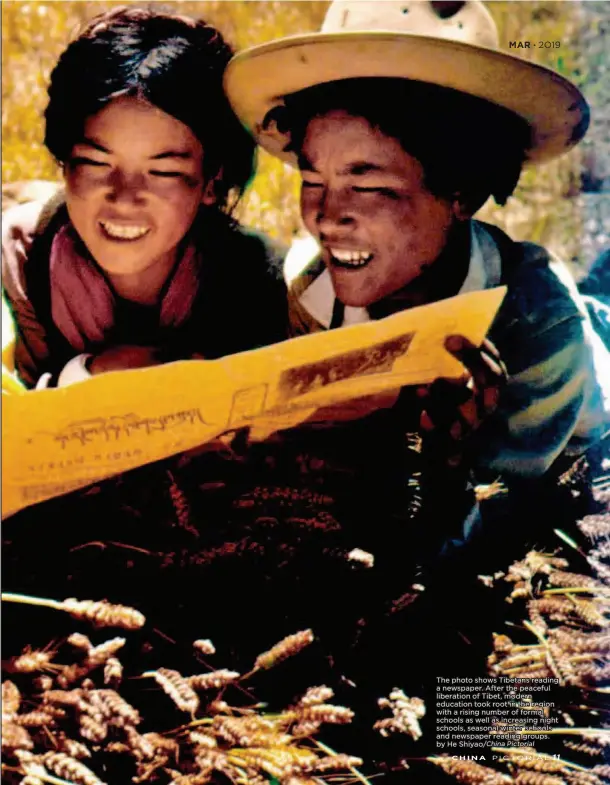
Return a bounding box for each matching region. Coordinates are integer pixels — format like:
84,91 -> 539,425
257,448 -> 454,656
225,0 -> 589,166
321,0 -> 499,49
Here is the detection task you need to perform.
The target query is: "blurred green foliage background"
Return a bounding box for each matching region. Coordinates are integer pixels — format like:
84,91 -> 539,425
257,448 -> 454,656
2,1 -> 608,270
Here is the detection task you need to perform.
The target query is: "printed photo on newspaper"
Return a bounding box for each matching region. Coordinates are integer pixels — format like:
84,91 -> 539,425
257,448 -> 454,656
1,2 -> 609,785
3,287 -> 505,515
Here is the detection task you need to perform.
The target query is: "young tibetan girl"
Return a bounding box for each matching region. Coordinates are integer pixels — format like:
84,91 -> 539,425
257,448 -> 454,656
2,7 -> 287,389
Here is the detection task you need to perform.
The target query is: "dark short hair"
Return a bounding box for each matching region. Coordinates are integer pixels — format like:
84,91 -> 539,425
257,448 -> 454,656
44,6 -> 255,213
273,78 -> 531,212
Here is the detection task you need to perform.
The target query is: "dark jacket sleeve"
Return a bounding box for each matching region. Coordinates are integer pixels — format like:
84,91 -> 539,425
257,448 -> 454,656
482,244 -> 609,478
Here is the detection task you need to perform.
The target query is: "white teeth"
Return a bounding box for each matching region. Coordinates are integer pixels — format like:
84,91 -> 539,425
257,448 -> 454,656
329,247 -> 372,267
100,220 -> 149,240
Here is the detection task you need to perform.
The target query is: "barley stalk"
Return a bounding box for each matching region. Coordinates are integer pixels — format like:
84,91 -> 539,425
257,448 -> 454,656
514,773 -> 565,785
192,640 -> 216,656
145,669 -> 200,714
85,639 -> 126,669
313,740 -> 373,785
66,634 -> 92,652
3,680 -> 21,715
1,594 -> 145,630
20,768 -> 83,785
61,600 -> 145,630
188,670 -> 239,691
253,630 -> 314,672
297,686 -> 334,707
2,593 -> 63,611
42,752 -> 106,785
103,658 -> 122,687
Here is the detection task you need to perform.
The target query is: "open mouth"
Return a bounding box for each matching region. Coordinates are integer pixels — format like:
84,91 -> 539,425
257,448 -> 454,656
99,220 -> 150,241
329,247 -> 373,269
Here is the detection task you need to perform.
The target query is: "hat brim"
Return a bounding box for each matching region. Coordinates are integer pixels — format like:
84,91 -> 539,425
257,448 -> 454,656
224,31 -> 589,165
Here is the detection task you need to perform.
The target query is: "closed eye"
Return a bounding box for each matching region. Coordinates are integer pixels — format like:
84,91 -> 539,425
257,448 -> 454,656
149,170 -> 184,178
70,156 -> 109,168
352,186 -> 398,198
301,180 -> 323,188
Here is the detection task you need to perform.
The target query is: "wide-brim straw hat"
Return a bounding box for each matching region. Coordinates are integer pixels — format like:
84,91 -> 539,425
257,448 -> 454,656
224,0 -> 589,166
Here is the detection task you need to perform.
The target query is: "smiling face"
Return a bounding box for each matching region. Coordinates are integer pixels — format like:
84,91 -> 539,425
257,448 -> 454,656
298,110 -> 462,308
64,96 -> 214,298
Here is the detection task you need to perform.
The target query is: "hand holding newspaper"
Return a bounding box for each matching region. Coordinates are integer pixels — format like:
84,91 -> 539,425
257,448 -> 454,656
2,287 -> 506,517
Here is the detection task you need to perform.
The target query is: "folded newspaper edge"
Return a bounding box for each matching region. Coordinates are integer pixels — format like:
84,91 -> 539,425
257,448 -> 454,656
3,286 -> 506,517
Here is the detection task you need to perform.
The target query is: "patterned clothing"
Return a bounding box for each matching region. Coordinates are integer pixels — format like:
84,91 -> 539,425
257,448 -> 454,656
285,221 -> 610,479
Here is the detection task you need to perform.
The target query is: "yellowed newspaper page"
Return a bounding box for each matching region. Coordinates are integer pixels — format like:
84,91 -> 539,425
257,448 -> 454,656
2,287 -> 505,517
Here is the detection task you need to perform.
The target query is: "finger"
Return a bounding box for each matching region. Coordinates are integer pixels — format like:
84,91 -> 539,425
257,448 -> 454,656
482,338 -> 508,380
35,372 -> 52,390
445,334 -> 469,354
481,337 -> 502,362
478,344 -> 507,382
445,334 -> 506,390
445,335 -> 490,385
420,409 -> 435,432
482,382 -> 501,414
474,345 -> 506,416
456,396 -> 479,431
445,398 -> 479,442
452,335 -> 506,382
